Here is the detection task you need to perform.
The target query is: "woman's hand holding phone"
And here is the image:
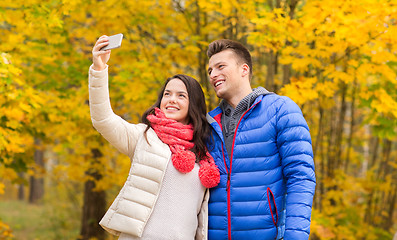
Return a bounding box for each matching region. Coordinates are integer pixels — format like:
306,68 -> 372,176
92,35 -> 111,71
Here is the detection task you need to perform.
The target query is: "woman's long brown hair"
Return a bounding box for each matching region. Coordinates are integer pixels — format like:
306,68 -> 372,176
141,74 -> 211,161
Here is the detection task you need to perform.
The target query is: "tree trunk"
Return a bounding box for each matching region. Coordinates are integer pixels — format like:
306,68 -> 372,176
194,1 -> 216,110
370,136 -> 379,168
345,79 -> 357,172
281,0 -> 298,86
361,125 -> 371,177
326,106 -> 336,179
266,50 -> 276,91
325,104 -> 338,206
335,82 -> 347,169
80,149 -> 106,240
377,139 -> 391,180
18,172 -> 25,201
276,0 -> 281,8
385,182 -> 397,230
314,107 -> 324,211
29,138 -> 45,204
288,0 -> 299,18
282,64 -> 291,86
376,139 -> 392,228
267,0 -> 274,9
364,191 -> 374,223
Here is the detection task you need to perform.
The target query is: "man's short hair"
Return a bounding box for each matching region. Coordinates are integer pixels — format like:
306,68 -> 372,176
207,39 -> 252,78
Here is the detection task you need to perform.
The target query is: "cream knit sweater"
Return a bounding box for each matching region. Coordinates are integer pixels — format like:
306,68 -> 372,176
88,65 -> 208,240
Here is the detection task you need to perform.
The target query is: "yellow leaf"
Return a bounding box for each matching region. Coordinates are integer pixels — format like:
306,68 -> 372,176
5,108 -> 24,121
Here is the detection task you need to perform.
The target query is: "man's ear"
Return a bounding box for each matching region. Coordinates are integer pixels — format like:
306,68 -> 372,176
241,63 -> 250,78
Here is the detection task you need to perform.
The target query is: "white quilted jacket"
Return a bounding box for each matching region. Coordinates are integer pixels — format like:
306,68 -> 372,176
88,65 -> 208,239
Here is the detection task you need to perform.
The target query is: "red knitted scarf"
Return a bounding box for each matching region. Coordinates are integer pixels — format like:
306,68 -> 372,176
147,108 -> 220,188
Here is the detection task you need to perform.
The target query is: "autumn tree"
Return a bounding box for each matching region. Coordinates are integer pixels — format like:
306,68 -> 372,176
248,0 -> 397,238
1,0 -> 396,239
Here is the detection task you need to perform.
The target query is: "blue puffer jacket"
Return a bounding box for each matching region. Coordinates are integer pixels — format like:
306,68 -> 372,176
206,94 -> 316,240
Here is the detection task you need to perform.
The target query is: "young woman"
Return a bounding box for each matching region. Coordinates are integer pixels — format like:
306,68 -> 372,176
89,35 -> 220,240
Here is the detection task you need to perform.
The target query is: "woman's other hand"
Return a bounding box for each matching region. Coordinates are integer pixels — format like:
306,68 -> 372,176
92,35 -> 111,71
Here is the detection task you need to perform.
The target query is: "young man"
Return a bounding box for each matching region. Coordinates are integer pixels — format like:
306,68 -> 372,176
206,39 -> 316,240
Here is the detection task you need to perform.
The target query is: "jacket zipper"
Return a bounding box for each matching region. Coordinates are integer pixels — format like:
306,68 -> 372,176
220,143 -> 232,240
224,100 -> 261,240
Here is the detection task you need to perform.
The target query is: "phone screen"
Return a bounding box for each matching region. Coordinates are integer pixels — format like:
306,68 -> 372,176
100,33 -> 123,51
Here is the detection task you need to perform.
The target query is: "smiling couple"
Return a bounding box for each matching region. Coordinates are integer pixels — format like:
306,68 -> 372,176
88,37 -> 316,240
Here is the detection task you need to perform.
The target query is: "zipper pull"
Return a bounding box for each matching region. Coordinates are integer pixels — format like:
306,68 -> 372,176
226,173 -> 230,191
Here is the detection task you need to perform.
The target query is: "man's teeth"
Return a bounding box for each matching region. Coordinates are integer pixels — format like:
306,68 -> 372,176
215,81 -> 224,87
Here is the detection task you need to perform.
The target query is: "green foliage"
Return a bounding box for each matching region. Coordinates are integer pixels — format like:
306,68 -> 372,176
0,200 -> 80,240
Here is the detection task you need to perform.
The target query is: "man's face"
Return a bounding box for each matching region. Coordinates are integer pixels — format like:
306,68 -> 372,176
207,49 -> 244,101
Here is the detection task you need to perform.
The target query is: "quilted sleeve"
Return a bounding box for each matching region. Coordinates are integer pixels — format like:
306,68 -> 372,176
88,64 -> 145,158
276,96 -> 316,240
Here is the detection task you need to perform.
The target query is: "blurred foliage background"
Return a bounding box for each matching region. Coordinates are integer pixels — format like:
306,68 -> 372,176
0,0 -> 396,239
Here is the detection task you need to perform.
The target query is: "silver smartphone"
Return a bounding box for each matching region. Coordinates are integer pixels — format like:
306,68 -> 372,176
100,33 -> 123,51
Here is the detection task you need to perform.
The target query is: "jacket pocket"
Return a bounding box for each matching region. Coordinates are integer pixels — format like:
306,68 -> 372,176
267,187 -> 279,227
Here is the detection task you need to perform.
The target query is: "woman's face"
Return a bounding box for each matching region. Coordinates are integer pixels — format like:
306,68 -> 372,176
160,78 -> 190,124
